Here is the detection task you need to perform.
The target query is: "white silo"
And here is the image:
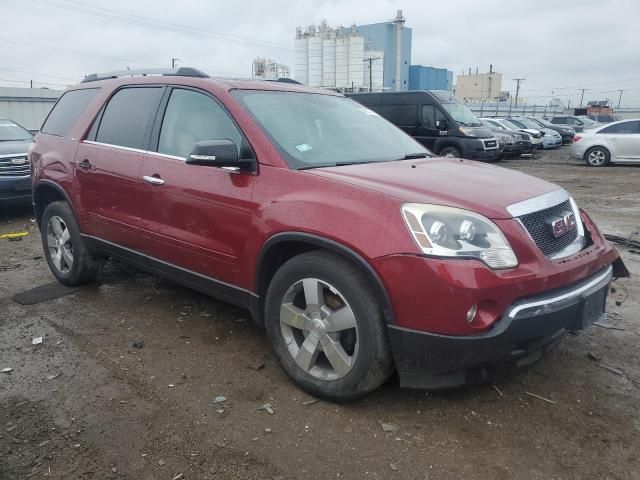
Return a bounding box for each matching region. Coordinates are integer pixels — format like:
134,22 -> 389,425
348,33 -> 364,89
335,32 -> 349,89
322,36 -> 336,88
307,34 -> 323,87
294,29 -> 309,85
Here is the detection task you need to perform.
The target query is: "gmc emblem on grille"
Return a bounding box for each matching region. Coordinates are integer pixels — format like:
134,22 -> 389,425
547,212 -> 577,238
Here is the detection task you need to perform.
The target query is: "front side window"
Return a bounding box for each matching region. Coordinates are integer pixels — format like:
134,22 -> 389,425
41,88 -> 99,137
0,119 -> 33,141
421,105 -> 447,129
234,91 -> 429,169
157,89 -> 242,158
94,87 -> 163,150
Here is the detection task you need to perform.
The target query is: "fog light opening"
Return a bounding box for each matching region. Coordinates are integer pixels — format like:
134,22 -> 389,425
466,304 -> 478,324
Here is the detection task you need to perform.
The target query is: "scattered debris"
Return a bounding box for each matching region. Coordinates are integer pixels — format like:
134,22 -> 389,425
173,474 -> 184,480
132,341 -> 144,349
168,384 -> 175,388
234,317 -> 248,323
46,373 -> 61,380
599,364 -> 625,377
381,422 -> 399,433
525,391 -> 557,404
259,403 -> 275,415
492,385 -> 504,397
1,367 -> 12,374
214,396 -> 226,403
247,360 -> 265,371
587,352 -> 602,362
158,459 -> 166,466
264,428 -> 272,434
32,337 -> 43,346
604,232 -> 640,249
302,399 -> 319,406
0,231 -> 29,240
0,264 -> 20,271
594,322 -> 625,331
390,463 -> 399,471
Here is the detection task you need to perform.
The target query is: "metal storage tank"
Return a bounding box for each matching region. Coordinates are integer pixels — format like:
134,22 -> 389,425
335,35 -> 349,89
348,34 -> 364,89
294,34 -> 309,85
322,37 -> 336,88
307,35 -> 323,87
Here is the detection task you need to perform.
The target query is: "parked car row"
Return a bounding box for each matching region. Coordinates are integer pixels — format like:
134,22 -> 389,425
570,118 -> 640,166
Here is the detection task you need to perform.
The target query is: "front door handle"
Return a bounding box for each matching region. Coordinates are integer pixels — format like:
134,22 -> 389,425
78,158 -> 92,170
143,175 -> 165,186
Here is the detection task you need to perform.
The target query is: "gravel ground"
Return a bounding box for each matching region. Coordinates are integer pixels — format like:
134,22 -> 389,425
1,147 -> 639,480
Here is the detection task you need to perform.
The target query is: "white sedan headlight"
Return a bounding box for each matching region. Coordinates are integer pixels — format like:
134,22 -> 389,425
402,204 -> 518,269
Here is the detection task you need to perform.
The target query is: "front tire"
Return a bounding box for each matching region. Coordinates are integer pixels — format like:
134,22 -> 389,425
439,146 -> 461,158
584,146 -> 610,167
41,201 -> 103,286
264,250 -> 393,402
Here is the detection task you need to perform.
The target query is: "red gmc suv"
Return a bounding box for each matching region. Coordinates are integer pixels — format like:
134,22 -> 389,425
31,68 -> 628,401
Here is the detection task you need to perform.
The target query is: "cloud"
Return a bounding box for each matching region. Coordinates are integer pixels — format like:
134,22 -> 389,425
1,0 -> 639,105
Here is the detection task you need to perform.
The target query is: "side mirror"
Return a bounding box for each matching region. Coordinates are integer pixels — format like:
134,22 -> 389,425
186,139 -> 255,171
540,131 -> 545,136
435,119 -> 448,130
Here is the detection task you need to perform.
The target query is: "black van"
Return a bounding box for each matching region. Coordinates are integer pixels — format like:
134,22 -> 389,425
347,90 -> 499,161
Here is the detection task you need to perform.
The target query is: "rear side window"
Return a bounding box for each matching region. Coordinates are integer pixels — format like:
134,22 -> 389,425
381,105 -> 417,127
41,88 -> 99,137
600,121 -> 640,134
550,117 -> 564,124
94,87 -> 163,150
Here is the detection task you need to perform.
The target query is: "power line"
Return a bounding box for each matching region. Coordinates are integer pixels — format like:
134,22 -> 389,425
25,0 -> 292,51
0,77 -> 68,87
0,36 -> 130,61
0,68 -> 77,81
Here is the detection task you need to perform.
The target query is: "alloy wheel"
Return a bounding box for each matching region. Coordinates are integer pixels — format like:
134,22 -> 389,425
279,278 -> 359,381
46,216 -> 74,273
588,149 -> 606,166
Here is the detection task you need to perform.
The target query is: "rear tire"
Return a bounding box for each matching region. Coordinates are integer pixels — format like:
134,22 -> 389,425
584,146 -> 610,167
264,250 -> 393,402
439,146 -> 461,158
41,201 -> 103,286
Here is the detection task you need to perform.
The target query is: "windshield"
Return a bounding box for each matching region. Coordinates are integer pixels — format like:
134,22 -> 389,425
500,119 -> 524,130
536,118 -> 553,127
513,118 -> 541,129
440,102 -> 482,127
0,119 -> 33,141
233,91 -> 430,169
577,116 -> 599,126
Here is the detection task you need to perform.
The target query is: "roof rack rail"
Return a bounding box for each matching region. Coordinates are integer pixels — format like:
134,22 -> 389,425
81,67 -> 209,83
264,78 -> 303,85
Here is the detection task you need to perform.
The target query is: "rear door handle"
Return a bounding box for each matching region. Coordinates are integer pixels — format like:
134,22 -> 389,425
143,175 -> 165,185
78,158 -> 92,170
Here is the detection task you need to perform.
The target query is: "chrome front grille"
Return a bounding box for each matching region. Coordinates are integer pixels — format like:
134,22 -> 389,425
0,153 -> 30,177
518,199 -> 579,257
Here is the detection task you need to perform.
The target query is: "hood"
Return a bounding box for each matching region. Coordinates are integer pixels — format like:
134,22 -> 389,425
542,128 -> 560,137
521,128 -> 541,136
0,140 -> 32,156
308,158 -> 560,219
460,126 -> 494,139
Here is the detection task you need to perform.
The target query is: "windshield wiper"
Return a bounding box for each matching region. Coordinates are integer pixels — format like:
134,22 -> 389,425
334,160 -> 377,167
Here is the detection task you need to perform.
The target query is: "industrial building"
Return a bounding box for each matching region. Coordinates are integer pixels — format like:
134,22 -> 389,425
294,10 -> 409,92
409,65 -> 454,92
0,87 -> 61,132
454,67 -> 503,102
251,57 -> 291,81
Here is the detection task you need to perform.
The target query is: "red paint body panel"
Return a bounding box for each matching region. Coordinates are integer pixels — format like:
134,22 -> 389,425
31,75 -> 622,340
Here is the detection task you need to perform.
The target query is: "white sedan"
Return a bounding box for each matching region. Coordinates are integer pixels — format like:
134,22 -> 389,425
570,119 -> 640,166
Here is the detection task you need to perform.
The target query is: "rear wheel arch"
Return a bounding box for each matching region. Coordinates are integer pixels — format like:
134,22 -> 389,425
34,180 -> 76,226
255,233 -> 394,326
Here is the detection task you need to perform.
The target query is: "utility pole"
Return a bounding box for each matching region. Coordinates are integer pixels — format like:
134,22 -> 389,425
617,89 -> 625,109
513,78 -> 525,107
363,57 -> 381,92
30,80 -> 33,88
579,88 -> 587,108
171,58 -> 180,69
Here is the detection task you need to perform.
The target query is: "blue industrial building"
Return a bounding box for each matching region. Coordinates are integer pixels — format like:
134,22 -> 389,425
357,14 -> 412,92
409,65 -> 454,92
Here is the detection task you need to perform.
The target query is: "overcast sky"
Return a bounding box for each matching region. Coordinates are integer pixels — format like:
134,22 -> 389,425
2,0 -> 640,107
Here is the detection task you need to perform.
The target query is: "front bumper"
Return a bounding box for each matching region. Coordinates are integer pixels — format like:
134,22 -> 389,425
542,136 -> 562,149
0,175 -> 32,205
388,264 -> 614,389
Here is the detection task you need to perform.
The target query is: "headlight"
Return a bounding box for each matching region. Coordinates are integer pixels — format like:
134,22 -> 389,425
458,126 -> 477,137
402,204 -> 518,269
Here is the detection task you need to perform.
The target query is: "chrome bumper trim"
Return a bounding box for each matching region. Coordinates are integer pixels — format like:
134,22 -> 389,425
506,265 -> 612,319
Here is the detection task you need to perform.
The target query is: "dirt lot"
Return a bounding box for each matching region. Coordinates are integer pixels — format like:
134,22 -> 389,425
1,148 -> 639,480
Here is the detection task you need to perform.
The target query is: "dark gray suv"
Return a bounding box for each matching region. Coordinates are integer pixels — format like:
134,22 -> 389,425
0,117 -> 33,206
